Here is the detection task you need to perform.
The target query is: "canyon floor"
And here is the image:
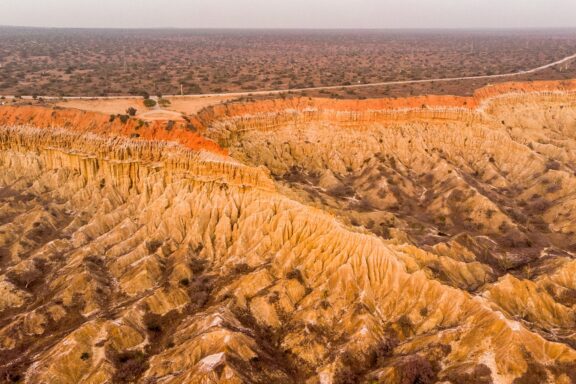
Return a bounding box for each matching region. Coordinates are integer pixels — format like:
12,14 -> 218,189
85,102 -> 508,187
1,80 -> 576,384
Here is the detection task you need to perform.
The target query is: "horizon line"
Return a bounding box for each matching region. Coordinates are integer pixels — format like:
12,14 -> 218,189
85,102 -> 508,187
2,24 -> 576,31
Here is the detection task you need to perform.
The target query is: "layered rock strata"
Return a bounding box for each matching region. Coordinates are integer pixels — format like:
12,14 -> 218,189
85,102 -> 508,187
1,80 -> 576,384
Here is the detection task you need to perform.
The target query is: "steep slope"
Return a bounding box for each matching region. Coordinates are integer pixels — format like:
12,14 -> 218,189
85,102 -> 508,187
0,80 -> 576,384
0,105 -> 224,155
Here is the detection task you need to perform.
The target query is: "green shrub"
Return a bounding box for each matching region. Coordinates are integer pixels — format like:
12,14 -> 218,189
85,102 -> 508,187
143,99 -> 157,108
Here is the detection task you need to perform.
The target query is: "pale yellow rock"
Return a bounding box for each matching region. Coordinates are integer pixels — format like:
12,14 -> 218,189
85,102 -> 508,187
1,89 -> 576,383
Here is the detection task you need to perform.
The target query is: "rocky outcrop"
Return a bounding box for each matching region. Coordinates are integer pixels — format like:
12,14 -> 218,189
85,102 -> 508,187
0,105 -> 225,155
196,79 -> 576,125
1,80 -> 576,384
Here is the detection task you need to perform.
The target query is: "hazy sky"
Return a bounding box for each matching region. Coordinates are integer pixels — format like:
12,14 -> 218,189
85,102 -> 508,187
2,0 -> 576,29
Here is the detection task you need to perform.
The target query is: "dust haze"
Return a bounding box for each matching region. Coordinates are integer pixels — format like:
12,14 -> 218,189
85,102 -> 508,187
2,0 -> 576,29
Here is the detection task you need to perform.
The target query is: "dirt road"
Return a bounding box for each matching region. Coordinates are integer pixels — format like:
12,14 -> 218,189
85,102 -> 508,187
4,52 -> 576,100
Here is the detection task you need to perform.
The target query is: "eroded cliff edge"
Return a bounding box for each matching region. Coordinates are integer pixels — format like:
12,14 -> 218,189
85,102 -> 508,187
0,81 -> 576,384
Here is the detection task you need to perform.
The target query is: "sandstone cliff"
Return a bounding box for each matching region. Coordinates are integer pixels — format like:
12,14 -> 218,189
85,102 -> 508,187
1,80 -> 576,384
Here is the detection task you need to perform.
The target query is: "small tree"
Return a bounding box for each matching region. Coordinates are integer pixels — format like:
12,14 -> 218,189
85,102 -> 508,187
143,99 -> 157,108
126,107 -> 137,116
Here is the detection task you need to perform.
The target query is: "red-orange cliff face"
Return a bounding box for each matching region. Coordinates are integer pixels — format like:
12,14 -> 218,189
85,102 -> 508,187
196,79 -> 576,121
0,105 -> 226,155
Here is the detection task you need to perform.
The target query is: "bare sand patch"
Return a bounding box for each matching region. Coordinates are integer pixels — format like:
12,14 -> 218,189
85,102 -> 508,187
55,98 -> 144,115
164,95 -> 237,115
137,110 -> 184,121
53,95 -> 235,119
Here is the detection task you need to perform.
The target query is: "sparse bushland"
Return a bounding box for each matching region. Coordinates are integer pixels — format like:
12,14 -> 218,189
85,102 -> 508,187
2,28 -> 576,98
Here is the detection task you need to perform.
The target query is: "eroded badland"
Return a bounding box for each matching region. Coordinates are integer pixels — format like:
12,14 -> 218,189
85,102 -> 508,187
1,80 -> 576,384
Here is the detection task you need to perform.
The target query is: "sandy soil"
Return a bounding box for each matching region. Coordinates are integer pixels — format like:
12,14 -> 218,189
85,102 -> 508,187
165,96 -> 237,115
55,98 -> 145,115
53,95 -> 236,120
137,110 -> 185,121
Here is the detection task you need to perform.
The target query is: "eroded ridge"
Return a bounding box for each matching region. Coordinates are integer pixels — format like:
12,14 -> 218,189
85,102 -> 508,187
0,105 -> 226,155
0,81 -> 575,384
200,81 -> 576,382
